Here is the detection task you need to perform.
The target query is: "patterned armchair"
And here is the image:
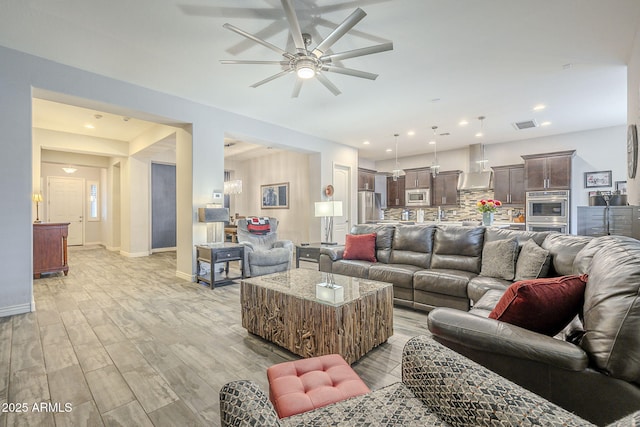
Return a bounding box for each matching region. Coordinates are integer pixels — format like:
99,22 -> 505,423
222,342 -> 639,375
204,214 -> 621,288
236,217 -> 293,277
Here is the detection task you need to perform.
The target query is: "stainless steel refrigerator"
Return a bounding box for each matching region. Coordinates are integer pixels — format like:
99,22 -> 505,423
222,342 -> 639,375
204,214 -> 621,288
358,191 -> 383,224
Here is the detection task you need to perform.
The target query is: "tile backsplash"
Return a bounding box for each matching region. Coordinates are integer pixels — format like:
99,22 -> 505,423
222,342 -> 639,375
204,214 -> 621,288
383,190 -> 524,223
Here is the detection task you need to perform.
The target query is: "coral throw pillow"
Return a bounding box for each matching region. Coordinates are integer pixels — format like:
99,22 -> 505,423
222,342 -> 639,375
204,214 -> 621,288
343,233 -> 377,262
489,274 -> 588,336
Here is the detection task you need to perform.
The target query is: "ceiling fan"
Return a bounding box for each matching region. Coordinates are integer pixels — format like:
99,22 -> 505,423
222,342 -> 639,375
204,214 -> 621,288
220,0 -> 393,97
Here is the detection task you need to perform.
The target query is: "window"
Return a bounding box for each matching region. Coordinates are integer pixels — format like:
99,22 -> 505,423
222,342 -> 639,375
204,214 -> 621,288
87,181 -> 99,221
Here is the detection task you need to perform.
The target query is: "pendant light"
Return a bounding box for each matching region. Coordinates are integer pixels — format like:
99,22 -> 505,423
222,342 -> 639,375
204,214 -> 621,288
430,126 -> 440,178
391,133 -> 405,181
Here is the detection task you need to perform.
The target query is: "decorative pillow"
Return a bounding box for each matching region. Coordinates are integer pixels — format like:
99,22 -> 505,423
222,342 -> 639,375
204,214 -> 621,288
343,233 -> 377,262
488,274 -> 588,336
480,238 -> 518,280
514,239 -> 551,281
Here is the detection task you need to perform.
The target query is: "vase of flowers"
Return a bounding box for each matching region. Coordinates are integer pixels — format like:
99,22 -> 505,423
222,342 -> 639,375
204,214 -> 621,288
477,199 -> 502,226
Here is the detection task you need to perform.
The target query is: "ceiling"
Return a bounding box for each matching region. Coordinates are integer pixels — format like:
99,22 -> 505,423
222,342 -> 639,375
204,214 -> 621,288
5,1 -> 640,161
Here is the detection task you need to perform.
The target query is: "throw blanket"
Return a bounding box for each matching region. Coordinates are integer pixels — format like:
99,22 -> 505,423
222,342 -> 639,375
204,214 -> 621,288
247,217 -> 271,235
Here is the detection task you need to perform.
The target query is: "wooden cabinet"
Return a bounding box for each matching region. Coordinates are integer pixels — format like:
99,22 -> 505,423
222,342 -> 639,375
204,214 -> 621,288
522,150 -> 575,190
33,223 -> 69,279
492,164 -> 525,204
578,206 -> 633,237
432,171 -> 461,206
404,167 -> 432,189
358,168 -> 376,191
386,176 -> 405,207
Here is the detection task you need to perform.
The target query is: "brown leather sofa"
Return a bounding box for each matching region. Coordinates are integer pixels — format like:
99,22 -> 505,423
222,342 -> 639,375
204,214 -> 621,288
319,224 -> 590,312
428,235 -> 640,425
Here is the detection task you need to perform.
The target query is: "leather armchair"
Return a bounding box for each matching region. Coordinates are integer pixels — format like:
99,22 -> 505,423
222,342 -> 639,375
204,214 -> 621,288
236,217 -> 293,277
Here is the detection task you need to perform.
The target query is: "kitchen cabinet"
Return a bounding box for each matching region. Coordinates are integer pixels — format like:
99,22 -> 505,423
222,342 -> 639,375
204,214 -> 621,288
358,168 -> 376,191
492,164 -> 525,205
432,170 -> 461,206
522,150 -> 575,190
578,206 -> 633,237
404,167 -> 432,189
387,176 -> 405,207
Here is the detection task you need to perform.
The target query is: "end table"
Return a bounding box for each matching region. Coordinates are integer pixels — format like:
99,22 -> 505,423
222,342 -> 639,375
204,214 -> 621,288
195,243 -> 245,288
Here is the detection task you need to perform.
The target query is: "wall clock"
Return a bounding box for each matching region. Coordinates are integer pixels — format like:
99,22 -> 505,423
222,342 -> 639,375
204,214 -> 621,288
628,124 -> 638,179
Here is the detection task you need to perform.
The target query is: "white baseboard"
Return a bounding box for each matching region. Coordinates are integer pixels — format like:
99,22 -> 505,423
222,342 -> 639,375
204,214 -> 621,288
105,245 -> 120,252
152,247 -> 177,253
0,302 -> 32,318
84,241 -> 102,246
120,250 -> 150,258
176,271 -> 193,282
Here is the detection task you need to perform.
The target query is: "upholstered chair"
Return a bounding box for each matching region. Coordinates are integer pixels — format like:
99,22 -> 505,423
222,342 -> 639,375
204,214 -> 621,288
236,217 -> 293,277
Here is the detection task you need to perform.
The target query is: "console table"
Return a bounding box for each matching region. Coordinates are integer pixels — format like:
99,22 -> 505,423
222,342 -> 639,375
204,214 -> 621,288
195,243 -> 244,288
33,222 -> 70,279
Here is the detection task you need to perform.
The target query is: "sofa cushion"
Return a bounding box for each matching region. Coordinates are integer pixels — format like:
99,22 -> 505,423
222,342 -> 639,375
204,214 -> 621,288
514,239 -> 550,281
467,275 -> 511,303
430,226 -> 484,273
368,264 -> 422,290
389,225 -> 434,268
541,233 -> 593,276
331,260 -> 372,279
488,274 -> 588,336
413,269 -> 476,298
581,236 -> 640,383
343,233 -> 377,262
572,236 -> 606,275
480,238 -> 518,280
350,224 -> 395,263
484,227 -> 549,247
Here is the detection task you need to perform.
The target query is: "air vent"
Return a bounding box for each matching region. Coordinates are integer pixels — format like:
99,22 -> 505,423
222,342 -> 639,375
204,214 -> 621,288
512,120 -> 538,130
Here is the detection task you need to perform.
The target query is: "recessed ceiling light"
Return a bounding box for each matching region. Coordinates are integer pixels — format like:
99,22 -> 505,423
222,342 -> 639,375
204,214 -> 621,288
541,121 -> 552,126
459,120 -> 468,126
407,131 -> 415,136
533,104 -> 546,111
386,148 -> 393,152
363,141 -> 370,145
475,132 -> 483,138
429,140 -> 436,145
84,124 -> 95,129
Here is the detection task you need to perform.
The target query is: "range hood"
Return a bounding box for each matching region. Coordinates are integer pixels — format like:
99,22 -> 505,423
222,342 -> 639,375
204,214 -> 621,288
458,144 -> 493,190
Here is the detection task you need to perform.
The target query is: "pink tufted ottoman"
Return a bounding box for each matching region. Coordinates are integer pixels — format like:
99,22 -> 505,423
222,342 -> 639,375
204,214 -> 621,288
267,354 -> 370,418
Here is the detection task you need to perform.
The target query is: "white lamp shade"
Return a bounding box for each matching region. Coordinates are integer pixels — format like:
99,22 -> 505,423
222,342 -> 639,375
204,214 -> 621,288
314,201 -> 343,217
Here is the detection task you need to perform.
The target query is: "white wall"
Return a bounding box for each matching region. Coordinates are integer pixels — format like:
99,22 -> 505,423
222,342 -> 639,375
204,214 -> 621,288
0,44 -> 357,317
627,27 -> 640,204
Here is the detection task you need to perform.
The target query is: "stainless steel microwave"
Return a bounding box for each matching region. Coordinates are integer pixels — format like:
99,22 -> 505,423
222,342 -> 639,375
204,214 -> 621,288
406,189 -> 430,206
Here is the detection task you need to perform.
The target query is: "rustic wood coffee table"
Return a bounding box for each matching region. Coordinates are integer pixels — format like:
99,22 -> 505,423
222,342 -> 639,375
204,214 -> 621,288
240,269 -> 393,364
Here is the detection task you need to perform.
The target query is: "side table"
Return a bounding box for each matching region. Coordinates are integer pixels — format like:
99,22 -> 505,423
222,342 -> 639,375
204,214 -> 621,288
295,243 -> 327,268
195,243 -> 245,288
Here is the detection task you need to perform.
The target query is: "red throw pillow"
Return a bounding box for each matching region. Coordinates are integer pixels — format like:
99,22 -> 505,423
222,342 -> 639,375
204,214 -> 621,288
343,233 -> 377,262
488,274 -> 588,336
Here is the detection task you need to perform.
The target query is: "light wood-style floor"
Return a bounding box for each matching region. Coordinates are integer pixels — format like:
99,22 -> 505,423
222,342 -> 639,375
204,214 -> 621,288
0,246 -> 428,427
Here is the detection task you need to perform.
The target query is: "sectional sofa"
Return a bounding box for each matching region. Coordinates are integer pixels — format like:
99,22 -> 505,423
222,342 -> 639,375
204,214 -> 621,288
319,224 -> 640,425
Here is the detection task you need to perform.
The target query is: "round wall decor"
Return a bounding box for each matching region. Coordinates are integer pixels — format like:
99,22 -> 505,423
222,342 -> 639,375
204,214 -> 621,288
324,184 -> 334,197
628,124 -> 638,179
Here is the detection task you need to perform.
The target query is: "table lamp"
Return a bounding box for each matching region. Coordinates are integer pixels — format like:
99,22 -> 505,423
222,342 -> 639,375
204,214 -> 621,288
198,207 -> 230,243
314,200 -> 343,245
33,192 -> 43,223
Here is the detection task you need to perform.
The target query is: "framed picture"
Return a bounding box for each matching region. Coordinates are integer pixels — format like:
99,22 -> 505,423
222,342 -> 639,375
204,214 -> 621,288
584,170 -> 612,188
615,180 -> 628,194
261,182 -> 289,209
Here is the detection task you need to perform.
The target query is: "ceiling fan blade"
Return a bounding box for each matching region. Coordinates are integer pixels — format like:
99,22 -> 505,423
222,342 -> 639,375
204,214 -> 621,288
322,65 -> 378,80
250,70 -> 293,88
315,73 -> 341,96
320,42 -> 393,62
312,8 -> 367,57
220,60 -> 290,65
223,23 -> 294,59
281,0 -> 306,52
291,79 -> 303,98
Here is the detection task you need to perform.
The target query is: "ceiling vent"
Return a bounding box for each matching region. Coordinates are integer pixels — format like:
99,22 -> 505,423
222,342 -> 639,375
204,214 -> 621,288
512,119 -> 538,130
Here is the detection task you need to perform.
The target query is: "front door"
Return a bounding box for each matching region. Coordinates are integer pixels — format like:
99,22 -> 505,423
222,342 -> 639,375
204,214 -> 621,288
332,164 -> 351,244
48,176 -> 84,246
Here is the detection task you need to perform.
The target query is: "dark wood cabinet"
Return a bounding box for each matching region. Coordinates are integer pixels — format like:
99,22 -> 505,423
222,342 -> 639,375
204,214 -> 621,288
492,164 -> 525,205
522,150 -> 575,190
33,223 -> 69,279
432,171 -> 461,206
404,167 -> 432,189
358,168 -> 376,191
386,176 -> 405,207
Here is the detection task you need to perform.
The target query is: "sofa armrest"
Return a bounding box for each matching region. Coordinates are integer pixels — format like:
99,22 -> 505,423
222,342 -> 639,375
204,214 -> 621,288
402,335 -> 589,426
219,380 -> 282,427
320,245 -> 345,261
427,308 -> 589,371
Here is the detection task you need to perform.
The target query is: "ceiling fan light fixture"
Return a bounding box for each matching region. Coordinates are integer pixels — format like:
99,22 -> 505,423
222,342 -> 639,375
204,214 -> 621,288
295,58 -> 317,79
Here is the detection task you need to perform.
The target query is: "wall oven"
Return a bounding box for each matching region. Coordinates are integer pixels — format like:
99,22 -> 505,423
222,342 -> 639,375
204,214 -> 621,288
526,190 -> 570,233
406,189 -> 430,206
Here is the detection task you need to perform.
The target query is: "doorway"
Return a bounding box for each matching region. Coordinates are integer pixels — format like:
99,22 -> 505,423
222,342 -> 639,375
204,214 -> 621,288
47,176 -> 84,246
332,164 -> 351,244
151,163 -> 177,250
